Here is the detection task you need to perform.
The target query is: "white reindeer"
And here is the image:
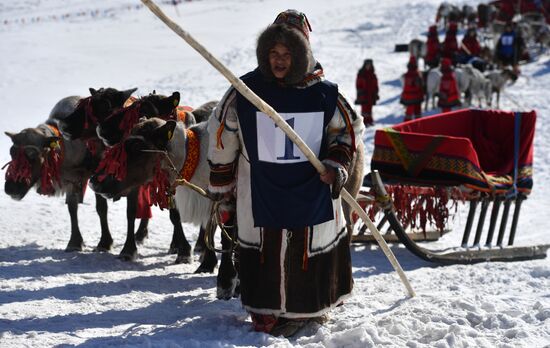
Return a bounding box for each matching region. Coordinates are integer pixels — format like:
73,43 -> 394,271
425,66 -> 468,110
485,69 -> 518,108
461,64 -> 492,107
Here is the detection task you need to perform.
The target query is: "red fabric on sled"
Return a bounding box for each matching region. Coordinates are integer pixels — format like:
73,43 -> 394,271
372,108 -> 536,193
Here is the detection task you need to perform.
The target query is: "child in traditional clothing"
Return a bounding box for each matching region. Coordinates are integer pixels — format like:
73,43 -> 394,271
438,58 -> 461,112
355,59 -> 379,127
400,56 -> 424,121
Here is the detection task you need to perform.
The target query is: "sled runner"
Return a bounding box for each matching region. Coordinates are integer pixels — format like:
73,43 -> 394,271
353,109 -> 550,264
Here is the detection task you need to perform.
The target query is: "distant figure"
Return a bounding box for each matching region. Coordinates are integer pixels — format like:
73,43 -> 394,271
457,27 -> 481,63
495,22 -> 525,74
400,56 -> 424,121
438,58 -> 461,112
425,25 -> 441,68
442,22 -> 459,63
355,59 -> 379,127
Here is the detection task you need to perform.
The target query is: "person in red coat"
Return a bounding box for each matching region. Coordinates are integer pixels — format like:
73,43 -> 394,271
461,28 -> 481,57
400,56 -> 424,121
425,25 -> 441,68
457,27 -> 482,64
438,58 -> 461,112
442,22 -> 459,63
355,59 -> 379,127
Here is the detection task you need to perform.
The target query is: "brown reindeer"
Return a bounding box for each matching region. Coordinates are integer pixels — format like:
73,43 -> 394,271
89,115 -> 240,299
4,96 -> 116,252
93,91 -> 204,263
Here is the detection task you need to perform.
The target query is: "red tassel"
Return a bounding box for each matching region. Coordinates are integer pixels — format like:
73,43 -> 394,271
38,147 -> 63,195
118,103 -> 141,137
85,139 -> 99,157
96,143 -> 128,182
143,159 -> 172,210
4,148 -> 32,185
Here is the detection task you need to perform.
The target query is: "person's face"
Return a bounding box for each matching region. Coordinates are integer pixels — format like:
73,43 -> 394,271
269,43 -> 292,79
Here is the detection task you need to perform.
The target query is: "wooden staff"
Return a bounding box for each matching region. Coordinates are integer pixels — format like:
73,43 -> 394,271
140,0 -> 415,297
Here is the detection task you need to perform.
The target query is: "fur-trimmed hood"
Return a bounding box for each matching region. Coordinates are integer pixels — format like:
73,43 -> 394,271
256,24 -> 316,86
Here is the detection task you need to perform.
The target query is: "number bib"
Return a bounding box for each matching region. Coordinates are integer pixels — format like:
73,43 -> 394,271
236,69 -> 338,229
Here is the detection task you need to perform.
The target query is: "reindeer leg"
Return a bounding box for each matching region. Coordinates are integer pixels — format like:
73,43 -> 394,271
194,226 -> 206,256
135,218 -> 149,244
496,91 -> 500,108
119,189 -> 138,261
65,192 -> 84,252
94,193 -> 113,252
195,221 -> 218,273
216,214 -> 238,300
168,208 -> 192,264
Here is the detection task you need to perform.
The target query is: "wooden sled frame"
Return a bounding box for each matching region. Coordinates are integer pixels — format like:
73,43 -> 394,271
352,171 -> 549,264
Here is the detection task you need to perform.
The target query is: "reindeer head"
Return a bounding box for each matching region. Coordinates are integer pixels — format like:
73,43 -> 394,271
4,128 -> 61,200
96,91 -> 180,147
503,69 -> 519,84
90,118 -> 177,199
58,87 -> 137,140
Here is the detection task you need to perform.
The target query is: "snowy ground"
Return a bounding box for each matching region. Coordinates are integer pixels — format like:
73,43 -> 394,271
1,0 -> 549,347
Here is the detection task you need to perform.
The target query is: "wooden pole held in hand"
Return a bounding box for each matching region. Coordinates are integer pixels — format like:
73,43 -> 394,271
140,0 -> 415,297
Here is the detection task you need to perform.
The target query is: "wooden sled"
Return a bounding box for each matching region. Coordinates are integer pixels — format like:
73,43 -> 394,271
352,109 -> 550,264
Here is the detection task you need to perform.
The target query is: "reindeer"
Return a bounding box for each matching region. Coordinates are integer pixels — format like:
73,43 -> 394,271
460,64 -> 492,107
93,91 -> 211,263
89,116 -> 239,299
408,39 -> 427,66
424,66 -> 468,110
461,5 -> 477,27
436,2 -> 462,29
485,68 -> 518,108
4,96 -> 117,252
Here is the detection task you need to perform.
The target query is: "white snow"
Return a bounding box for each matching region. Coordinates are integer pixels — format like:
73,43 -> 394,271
1,0 -> 549,347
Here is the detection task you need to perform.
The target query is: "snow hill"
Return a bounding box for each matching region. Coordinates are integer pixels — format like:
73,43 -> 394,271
0,0 -> 549,347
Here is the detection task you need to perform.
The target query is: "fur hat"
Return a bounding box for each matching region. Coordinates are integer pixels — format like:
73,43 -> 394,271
256,9 -> 315,85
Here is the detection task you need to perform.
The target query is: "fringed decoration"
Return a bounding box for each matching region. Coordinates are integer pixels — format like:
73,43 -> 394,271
38,145 -> 63,195
367,185 -> 463,233
77,97 -> 97,131
136,185 -> 153,219
144,159 -> 172,210
85,138 -> 100,157
4,148 -> 32,185
118,103 -> 142,137
95,143 -> 127,182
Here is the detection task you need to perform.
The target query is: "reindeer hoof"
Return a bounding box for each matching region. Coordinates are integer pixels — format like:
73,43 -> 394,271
94,238 -> 113,252
194,264 -> 215,274
118,251 -> 137,262
174,253 -> 192,264
216,277 -> 239,300
65,240 -> 84,252
193,242 -> 205,255
93,245 -> 111,253
135,228 -> 149,244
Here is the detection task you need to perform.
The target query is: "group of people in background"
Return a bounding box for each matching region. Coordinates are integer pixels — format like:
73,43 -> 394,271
355,15 -> 529,125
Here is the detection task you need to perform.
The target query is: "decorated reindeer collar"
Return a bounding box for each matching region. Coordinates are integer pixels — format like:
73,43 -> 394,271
180,128 -> 200,181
